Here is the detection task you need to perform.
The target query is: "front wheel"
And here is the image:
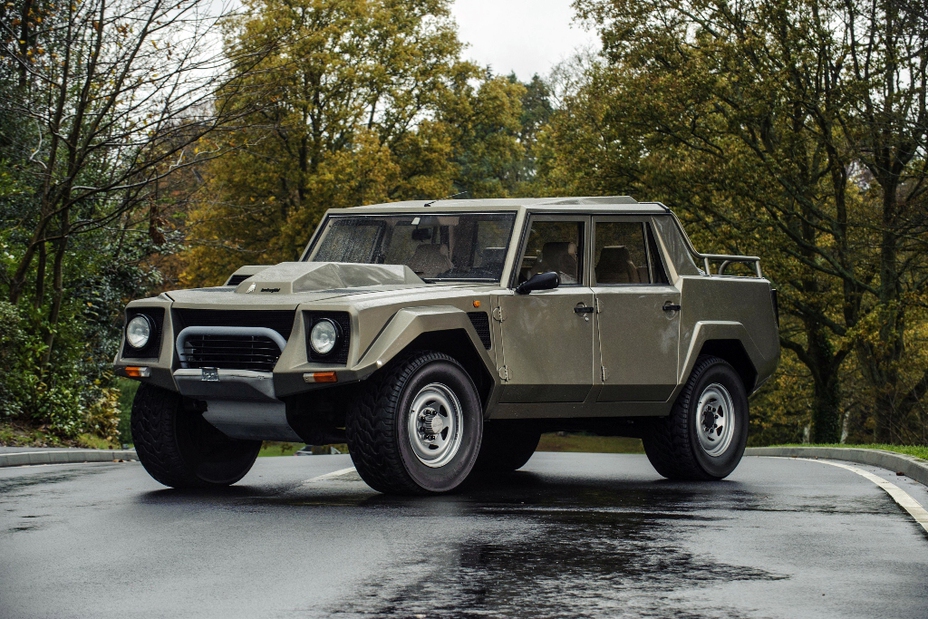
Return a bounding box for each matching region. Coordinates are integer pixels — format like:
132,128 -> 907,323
131,384 -> 262,489
346,351 -> 483,494
642,356 -> 748,480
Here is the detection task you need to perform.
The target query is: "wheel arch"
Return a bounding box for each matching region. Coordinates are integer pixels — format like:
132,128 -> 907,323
680,322 -> 762,395
697,339 -> 757,395
354,306 -> 497,408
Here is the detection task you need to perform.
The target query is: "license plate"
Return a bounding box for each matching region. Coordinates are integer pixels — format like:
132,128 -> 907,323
201,367 -> 219,382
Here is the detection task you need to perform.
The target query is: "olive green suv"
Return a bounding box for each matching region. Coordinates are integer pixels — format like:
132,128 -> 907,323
117,197 -> 780,493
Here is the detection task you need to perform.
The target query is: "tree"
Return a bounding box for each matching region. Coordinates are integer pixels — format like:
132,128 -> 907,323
537,0 -> 928,442
0,0 -> 245,434
181,0 -> 528,286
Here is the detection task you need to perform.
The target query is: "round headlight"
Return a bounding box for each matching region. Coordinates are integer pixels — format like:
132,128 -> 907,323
310,319 -> 340,356
126,314 -> 153,350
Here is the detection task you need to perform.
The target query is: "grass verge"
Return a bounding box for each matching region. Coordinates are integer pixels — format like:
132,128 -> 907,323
258,442 -> 349,456
537,433 -> 644,454
259,442 -> 304,457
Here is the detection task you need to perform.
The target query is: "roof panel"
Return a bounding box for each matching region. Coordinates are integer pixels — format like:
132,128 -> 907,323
326,196 -> 670,215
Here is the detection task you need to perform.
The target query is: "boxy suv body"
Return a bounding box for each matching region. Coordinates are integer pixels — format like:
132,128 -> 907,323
117,197 -> 780,493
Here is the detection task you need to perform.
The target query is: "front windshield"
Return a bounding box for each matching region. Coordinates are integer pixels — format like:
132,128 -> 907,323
308,213 -> 517,281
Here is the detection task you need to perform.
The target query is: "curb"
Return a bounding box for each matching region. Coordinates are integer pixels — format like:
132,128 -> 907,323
746,447 -> 928,488
0,449 -> 137,468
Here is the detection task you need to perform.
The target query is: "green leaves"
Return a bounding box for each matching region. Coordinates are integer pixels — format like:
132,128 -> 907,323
182,0 -> 532,286
545,0 -> 928,444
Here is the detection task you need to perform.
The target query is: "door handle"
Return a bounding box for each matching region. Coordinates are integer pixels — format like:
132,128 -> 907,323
662,301 -> 681,312
574,305 -> 595,314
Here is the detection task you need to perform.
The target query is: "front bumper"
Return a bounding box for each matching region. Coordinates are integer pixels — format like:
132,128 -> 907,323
173,368 -> 301,442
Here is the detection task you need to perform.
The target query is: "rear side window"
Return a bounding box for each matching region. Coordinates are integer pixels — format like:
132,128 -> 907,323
593,221 -> 668,284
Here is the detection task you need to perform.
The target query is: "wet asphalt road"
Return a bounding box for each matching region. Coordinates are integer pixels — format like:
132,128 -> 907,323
2,453 -> 928,619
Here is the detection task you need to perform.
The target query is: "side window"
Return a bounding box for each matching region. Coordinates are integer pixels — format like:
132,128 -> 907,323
517,220 -> 583,285
594,221 -> 651,284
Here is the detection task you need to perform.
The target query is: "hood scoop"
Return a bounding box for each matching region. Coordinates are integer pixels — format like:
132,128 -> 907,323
234,262 -> 424,295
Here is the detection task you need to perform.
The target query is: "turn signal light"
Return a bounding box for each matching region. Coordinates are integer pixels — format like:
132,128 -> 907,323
303,371 -> 338,383
124,366 -> 151,378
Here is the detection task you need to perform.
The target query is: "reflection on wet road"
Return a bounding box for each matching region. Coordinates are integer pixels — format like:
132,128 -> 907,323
297,469 -> 783,619
2,453 -> 927,619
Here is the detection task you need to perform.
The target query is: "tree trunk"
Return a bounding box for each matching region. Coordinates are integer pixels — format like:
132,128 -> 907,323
805,320 -> 843,443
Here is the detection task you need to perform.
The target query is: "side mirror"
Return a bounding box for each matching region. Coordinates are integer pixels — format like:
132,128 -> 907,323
515,271 -> 560,295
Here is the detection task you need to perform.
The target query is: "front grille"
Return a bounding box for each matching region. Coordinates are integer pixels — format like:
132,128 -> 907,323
181,334 -> 282,372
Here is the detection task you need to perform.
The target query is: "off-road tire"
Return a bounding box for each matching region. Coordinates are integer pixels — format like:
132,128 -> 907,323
131,383 -> 262,489
472,421 -> 541,475
643,355 -> 748,481
346,350 -> 483,495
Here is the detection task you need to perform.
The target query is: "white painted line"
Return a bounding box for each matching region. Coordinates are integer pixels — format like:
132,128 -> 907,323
302,466 -> 358,484
783,457 -> 928,534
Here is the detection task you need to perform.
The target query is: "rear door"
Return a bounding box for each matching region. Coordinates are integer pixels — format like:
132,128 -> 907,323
592,217 -> 680,402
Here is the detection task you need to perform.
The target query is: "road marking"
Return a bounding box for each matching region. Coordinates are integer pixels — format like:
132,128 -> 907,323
784,457 -> 928,534
302,466 -> 358,484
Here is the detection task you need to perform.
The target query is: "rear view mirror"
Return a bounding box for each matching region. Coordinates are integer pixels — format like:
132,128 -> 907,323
411,228 -> 432,241
515,271 -> 560,295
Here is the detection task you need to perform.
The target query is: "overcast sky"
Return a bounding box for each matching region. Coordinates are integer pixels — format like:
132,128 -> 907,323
450,0 -> 599,80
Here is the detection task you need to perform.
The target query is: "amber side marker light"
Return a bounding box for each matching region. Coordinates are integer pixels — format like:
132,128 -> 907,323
303,371 -> 338,384
124,366 -> 151,378
472,300 -> 481,308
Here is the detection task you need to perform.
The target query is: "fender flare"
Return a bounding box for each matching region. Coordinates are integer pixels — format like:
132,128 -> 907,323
353,306 -> 496,384
678,321 -> 770,394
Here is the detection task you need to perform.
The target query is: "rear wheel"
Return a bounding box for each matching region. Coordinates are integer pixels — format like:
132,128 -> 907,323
131,384 -> 261,488
643,356 -> 748,480
346,351 -> 483,494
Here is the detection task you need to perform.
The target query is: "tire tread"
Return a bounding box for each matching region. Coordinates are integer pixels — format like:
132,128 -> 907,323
347,351 -> 446,494
643,355 -> 741,481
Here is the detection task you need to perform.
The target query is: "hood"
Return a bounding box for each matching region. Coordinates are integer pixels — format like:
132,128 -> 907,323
164,262 -> 429,307
162,262 -> 483,310
233,262 -> 424,294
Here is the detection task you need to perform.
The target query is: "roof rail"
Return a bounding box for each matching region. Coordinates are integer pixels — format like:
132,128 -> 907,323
669,212 -> 763,277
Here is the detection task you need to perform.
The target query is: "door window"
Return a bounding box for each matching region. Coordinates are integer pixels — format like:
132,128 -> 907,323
594,221 -> 668,284
517,220 -> 584,285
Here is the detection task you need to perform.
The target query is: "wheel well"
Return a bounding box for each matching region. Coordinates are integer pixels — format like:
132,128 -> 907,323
698,339 -> 757,393
404,329 -> 495,408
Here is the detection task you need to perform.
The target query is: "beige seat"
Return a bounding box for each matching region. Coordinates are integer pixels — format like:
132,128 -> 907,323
407,244 -> 453,278
596,246 -> 640,284
536,242 -> 578,283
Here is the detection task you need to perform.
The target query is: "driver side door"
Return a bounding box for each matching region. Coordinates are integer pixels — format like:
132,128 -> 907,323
495,215 -> 595,403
